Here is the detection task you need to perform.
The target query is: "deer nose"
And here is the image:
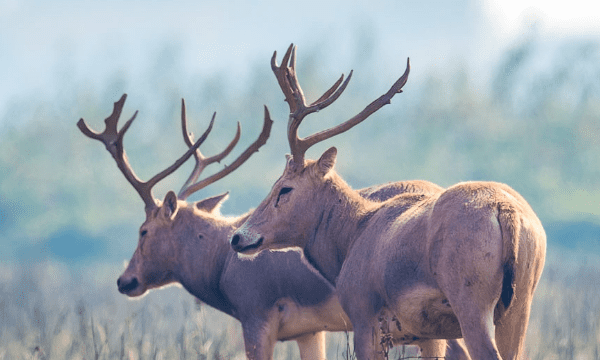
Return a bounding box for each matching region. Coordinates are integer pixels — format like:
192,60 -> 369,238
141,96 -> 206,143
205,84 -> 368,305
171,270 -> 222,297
231,234 -> 242,247
230,232 -> 264,253
117,276 -> 139,295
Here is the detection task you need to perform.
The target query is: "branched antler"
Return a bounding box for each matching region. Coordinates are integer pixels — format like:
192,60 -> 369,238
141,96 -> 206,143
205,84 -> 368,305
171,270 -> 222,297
77,94 -> 209,213
272,44 -> 410,165
178,105 -> 273,200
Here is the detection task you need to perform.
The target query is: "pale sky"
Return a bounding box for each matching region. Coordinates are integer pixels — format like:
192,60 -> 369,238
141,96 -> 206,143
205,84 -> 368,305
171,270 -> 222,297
484,0 -> 600,38
1,0 -> 600,120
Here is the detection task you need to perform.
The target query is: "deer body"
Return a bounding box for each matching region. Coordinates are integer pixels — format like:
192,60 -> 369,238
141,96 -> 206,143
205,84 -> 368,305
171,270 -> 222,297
233,155 -> 546,360
230,45 -> 546,360
120,197 -> 347,360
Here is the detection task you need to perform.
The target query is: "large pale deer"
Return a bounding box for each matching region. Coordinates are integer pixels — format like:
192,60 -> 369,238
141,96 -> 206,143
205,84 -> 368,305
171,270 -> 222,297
230,45 -> 547,360
78,94 -> 468,360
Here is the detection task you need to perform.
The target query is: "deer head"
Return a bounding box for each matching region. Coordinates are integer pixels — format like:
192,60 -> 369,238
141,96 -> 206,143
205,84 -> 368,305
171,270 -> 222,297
78,94 -> 272,296
230,44 -> 409,254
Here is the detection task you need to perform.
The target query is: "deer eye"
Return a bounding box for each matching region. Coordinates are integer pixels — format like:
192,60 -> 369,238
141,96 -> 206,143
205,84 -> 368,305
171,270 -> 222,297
279,187 -> 293,196
140,230 -> 148,237
275,187 -> 293,207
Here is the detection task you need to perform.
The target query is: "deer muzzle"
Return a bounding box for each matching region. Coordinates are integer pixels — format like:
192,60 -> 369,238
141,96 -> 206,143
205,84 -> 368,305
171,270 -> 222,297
230,231 -> 264,254
117,275 -> 140,296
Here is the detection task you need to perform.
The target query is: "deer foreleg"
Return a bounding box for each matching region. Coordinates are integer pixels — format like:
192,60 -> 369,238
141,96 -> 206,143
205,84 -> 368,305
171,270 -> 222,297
242,321 -> 277,360
352,322 -> 386,360
296,332 -> 326,360
445,339 -> 472,360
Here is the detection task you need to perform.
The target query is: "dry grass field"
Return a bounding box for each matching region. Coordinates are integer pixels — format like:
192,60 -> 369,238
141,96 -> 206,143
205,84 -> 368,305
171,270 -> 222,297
1,248 -> 598,360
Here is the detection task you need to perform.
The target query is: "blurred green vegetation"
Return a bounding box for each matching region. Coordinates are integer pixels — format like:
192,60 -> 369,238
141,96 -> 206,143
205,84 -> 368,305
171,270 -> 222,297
1,37 -> 599,264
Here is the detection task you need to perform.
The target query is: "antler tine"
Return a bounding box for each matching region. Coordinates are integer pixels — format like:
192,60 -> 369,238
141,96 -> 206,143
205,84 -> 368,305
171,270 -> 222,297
286,57 -> 410,165
271,44 -> 300,111
202,122 -> 241,165
179,106 -> 273,200
310,72 -> 350,107
272,44 -> 354,165
301,58 -> 410,153
181,98 -> 215,149
77,94 -> 206,213
178,98 -> 217,197
77,94 -> 128,142
178,108 -> 242,199
285,45 -> 309,110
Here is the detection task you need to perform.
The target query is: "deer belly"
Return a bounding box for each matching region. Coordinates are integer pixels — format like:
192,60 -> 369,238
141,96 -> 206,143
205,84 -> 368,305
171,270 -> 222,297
274,296 -> 352,341
388,285 -> 462,341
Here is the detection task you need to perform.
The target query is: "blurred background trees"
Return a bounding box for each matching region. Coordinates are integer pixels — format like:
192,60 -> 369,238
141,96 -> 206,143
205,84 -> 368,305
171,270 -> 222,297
1,35 -> 598,266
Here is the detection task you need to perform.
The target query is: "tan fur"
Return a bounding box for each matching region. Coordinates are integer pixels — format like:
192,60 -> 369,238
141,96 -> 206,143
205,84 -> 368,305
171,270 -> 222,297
120,181 -> 470,360
231,152 -> 546,360
85,93 -> 357,360
296,332 -> 327,360
228,43 -> 526,360
119,195 -> 343,360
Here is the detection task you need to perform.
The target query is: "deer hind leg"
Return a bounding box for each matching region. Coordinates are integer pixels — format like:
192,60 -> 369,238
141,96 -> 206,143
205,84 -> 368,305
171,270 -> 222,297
438,268 -> 505,360
432,212 -> 508,359
494,296 -> 534,360
436,261 -> 504,358
417,339 -> 448,359
495,227 -> 545,360
447,301 -> 502,360
352,321 -> 387,360
437,256 -> 505,360
295,332 -> 326,360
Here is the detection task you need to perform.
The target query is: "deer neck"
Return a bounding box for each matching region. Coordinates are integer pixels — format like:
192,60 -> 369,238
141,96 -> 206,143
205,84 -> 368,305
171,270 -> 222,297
175,209 -> 250,316
304,172 -> 379,284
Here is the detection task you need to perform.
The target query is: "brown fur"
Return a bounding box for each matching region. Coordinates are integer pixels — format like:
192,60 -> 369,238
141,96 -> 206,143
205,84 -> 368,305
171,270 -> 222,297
231,149 -> 546,360
119,192 -> 343,360
119,181 -> 471,360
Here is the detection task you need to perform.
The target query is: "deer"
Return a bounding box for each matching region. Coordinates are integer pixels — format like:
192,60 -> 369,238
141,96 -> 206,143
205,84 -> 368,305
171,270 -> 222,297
78,94 -> 470,360
230,44 -> 547,360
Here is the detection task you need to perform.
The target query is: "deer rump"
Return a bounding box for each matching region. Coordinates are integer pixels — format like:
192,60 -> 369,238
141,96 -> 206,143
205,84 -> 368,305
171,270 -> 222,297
340,181 -> 537,339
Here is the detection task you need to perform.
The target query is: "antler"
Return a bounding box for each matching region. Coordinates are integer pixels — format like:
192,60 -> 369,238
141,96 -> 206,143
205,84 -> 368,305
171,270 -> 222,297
272,44 -> 410,165
77,94 -> 207,213
177,103 -> 273,200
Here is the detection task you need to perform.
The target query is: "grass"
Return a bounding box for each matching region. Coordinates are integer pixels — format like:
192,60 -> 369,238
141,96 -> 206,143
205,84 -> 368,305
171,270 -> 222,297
0,248 -> 598,359
524,250 -> 600,360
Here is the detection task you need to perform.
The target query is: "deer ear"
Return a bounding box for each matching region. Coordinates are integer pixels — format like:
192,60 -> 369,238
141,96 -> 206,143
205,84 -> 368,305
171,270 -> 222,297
284,154 -> 299,173
161,191 -> 179,220
317,147 -> 337,175
196,192 -> 229,213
